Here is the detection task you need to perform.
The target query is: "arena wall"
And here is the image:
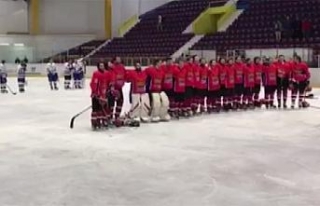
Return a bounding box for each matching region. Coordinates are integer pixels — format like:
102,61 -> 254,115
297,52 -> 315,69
4,64 -> 320,87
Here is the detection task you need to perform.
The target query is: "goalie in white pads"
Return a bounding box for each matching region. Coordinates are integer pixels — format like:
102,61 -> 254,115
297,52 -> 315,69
126,62 -> 151,122
145,59 -> 170,122
0,60 -> 8,93
46,59 -> 58,90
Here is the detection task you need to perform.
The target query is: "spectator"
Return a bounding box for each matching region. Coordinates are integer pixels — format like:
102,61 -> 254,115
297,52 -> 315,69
274,20 -> 282,42
15,57 -> 21,64
157,15 -> 163,31
302,18 -> 312,40
23,56 -> 28,64
292,15 -> 302,40
282,15 -> 291,39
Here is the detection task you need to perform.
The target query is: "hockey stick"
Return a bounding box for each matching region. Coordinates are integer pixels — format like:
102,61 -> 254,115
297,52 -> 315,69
6,84 -> 17,95
70,105 -> 92,129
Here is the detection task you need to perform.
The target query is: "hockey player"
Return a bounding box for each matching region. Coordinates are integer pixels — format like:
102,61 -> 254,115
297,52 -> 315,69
110,57 -> 126,120
161,58 -> 175,116
46,59 -> 58,90
184,56 -> 195,116
253,57 -> 263,107
172,58 -> 187,117
218,58 -> 228,110
225,59 -> 236,110
64,60 -> 73,89
90,62 -> 110,130
192,55 -> 201,114
126,62 -> 150,122
198,58 -> 209,113
276,55 -> 291,108
290,55 -> 310,108
207,59 -> 221,112
145,59 -> 170,122
243,58 -> 255,109
17,62 -> 27,93
0,60 -> 8,93
262,58 -> 277,109
73,60 -> 84,89
234,57 -> 245,109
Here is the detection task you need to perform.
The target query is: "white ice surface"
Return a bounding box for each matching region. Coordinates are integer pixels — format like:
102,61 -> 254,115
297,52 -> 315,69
1,78 -> 320,206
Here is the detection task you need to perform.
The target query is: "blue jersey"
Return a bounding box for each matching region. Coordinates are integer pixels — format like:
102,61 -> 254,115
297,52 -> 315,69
47,63 -> 57,75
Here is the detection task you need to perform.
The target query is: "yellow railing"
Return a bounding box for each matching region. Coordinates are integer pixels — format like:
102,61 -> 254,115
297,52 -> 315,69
118,15 -> 139,37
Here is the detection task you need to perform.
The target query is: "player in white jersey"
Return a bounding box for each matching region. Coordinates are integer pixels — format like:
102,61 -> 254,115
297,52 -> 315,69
17,62 -> 27,93
72,61 -> 84,89
46,59 -> 58,90
0,60 -> 8,93
64,60 -> 73,89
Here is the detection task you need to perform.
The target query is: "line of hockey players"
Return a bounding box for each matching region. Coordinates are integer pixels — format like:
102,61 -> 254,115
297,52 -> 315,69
45,59 -> 85,90
0,60 -> 28,93
89,55 -> 311,130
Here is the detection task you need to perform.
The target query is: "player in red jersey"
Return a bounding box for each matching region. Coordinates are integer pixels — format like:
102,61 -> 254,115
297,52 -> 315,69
276,55 -> 291,108
262,58 -> 277,109
234,56 -> 245,109
172,58 -> 187,117
253,57 -> 263,107
184,56 -> 195,115
110,57 -> 126,119
290,55 -> 311,108
192,55 -> 201,114
126,62 -> 150,122
161,58 -> 175,116
243,58 -> 255,109
90,62 -> 110,130
198,58 -> 209,113
207,59 -> 221,112
218,58 -> 228,110
225,59 -> 236,110
145,59 -> 170,122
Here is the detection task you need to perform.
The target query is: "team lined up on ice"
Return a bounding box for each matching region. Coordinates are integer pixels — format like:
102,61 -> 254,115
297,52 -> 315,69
0,59 -> 85,93
89,55 -> 310,130
46,59 -> 85,90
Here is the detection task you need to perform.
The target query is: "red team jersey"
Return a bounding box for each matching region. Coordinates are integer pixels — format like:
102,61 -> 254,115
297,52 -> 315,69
275,62 -> 291,79
234,62 -> 244,84
185,63 -> 194,87
161,64 -> 174,90
263,64 -> 277,86
226,64 -> 235,88
90,70 -> 110,99
126,70 -> 148,94
112,63 -> 126,90
173,65 -> 187,93
198,65 -> 208,90
254,63 -> 263,85
145,67 -> 164,93
244,64 -> 255,88
218,64 -> 228,86
291,62 -> 310,82
208,65 -> 220,91
193,63 -> 201,89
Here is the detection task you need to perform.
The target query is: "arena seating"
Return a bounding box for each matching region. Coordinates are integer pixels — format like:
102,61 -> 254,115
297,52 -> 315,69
89,0 -> 227,65
48,40 -> 105,63
192,0 -> 320,56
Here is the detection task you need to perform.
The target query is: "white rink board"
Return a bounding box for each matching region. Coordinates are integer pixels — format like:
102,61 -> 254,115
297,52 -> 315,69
1,78 -> 320,206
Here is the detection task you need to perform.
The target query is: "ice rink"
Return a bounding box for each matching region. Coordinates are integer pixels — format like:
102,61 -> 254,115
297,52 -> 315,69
1,77 -> 320,206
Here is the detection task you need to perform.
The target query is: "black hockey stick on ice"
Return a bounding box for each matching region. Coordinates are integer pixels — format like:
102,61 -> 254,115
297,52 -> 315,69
6,84 -> 17,95
70,105 -> 92,129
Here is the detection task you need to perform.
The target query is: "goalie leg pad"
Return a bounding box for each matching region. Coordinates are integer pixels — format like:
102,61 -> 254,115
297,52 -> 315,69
130,94 -> 142,121
159,91 -> 170,121
150,93 -> 161,122
140,93 -> 151,122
